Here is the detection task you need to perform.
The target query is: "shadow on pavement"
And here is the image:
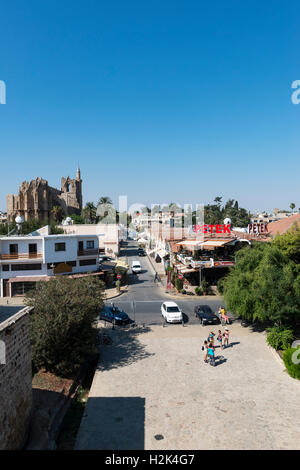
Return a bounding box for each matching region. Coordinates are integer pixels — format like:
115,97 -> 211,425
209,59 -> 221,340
97,325 -> 154,372
76,396 -> 145,450
215,356 -> 227,366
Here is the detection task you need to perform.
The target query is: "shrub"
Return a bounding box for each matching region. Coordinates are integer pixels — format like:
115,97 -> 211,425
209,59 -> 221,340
266,326 -> 294,350
283,348 -> 300,380
195,286 -> 203,296
176,278 -> 183,291
201,279 -> 209,294
217,277 -> 225,295
181,289 -> 186,294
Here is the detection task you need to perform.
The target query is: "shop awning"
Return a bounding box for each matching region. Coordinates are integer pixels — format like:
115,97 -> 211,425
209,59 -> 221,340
155,249 -> 168,258
180,268 -> 196,274
176,239 -> 232,250
199,240 -> 232,249
8,276 -> 51,283
176,240 -> 202,247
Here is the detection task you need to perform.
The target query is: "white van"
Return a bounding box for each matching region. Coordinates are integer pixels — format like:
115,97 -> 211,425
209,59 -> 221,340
131,261 -> 142,274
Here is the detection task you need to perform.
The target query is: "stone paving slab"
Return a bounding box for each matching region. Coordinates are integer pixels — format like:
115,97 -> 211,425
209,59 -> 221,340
75,323 -> 300,450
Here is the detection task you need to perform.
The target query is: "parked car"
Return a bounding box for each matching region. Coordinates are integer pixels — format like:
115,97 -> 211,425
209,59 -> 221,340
137,248 -> 146,256
194,304 -> 220,325
100,305 -> 129,325
131,261 -> 142,273
161,301 -> 183,323
99,256 -> 116,263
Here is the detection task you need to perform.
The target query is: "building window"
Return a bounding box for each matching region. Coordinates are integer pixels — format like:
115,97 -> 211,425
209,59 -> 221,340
2,265 -> 9,271
55,242 -> 66,252
79,259 -> 96,267
67,261 -> 77,267
86,240 -> 95,249
29,243 -> 37,254
12,264 -> 42,271
9,244 -> 18,255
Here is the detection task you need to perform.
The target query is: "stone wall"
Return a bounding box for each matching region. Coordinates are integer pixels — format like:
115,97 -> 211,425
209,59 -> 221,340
0,307 -> 32,449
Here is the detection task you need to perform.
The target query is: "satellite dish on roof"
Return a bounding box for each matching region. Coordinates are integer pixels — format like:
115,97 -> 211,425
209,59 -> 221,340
15,215 -> 24,235
224,217 -> 231,225
62,217 -> 72,225
15,215 -> 24,224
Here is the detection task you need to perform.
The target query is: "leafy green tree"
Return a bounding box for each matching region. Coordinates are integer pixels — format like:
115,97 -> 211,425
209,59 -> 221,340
223,243 -> 300,326
71,213 -> 85,224
26,276 -> 105,377
272,223 -> 300,263
290,203 -> 295,211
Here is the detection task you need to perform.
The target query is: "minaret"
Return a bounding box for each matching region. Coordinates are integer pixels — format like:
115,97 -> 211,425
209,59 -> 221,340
75,166 -> 82,212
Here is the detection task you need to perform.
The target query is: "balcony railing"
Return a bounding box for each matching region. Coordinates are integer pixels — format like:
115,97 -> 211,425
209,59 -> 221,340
0,252 -> 43,260
77,249 -> 99,257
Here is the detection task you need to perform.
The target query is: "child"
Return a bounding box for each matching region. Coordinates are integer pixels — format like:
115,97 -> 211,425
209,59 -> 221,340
217,330 -> 223,350
207,331 -> 215,346
207,342 -> 216,366
224,328 -> 230,348
202,340 -> 208,363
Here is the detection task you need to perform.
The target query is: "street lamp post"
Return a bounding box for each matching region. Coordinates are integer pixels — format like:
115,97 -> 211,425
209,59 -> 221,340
199,266 -> 202,288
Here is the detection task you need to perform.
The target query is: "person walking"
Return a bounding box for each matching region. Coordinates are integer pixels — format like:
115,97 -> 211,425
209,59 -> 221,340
202,340 -> 208,363
224,327 -> 230,348
207,342 -> 216,366
217,330 -> 223,350
153,273 -> 159,283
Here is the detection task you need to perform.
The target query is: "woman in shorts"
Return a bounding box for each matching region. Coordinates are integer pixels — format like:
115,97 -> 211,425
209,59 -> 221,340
224,328 -> 230,348
217,330 -> 223,350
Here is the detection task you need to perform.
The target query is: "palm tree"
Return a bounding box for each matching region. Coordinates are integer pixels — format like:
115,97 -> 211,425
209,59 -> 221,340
290,203 -> 295,212
97,196 -> 113,206
83,202 -> 97,223
51,205 -> 63,223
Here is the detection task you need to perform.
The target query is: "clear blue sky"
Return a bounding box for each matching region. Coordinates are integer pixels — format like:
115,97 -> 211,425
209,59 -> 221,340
0,0 -> 299,213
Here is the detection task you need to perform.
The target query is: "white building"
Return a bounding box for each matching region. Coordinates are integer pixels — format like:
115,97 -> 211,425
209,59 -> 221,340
59,223 -> 120,256
0,233 -> 100,297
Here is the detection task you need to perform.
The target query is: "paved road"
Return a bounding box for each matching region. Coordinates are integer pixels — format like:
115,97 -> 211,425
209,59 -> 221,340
105,241 -> 224,325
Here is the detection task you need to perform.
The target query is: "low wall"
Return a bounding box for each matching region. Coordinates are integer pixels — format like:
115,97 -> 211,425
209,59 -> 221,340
0,307 -> 32,449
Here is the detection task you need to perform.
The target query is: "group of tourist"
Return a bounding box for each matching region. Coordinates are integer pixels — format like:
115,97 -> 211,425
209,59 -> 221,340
202,327 -> 230,366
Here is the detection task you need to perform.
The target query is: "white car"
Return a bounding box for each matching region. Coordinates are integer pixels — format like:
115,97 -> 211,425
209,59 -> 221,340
161,301 -> 183,323
131,261 -> 142,274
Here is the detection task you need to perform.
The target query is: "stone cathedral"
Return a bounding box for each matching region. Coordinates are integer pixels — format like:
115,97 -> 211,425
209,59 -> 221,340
6,168 -> 82,222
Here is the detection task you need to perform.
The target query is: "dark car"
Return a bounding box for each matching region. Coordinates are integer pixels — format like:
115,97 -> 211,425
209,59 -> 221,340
100,305 -> 130,325
99,256 -> 116,263
194,304 -> 220,325
137,248 -> 146,256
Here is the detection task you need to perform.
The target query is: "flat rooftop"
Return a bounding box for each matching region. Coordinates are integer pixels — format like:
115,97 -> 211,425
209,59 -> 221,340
0,306 -> 24,325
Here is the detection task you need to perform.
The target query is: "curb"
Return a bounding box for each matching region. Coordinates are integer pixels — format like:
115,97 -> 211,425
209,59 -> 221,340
105,285 -> 128,300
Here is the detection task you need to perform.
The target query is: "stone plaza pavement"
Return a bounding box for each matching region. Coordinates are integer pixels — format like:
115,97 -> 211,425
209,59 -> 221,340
75,323 -> 300,450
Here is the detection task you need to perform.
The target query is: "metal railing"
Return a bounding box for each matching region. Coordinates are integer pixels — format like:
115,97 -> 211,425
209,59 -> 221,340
0,252 -> 43,260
